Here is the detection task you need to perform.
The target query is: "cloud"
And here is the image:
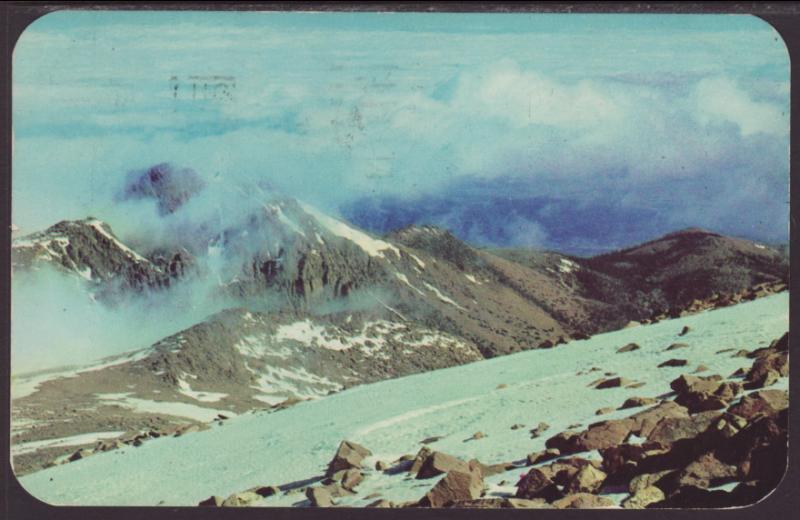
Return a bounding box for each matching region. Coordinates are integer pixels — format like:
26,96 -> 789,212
694,76 -> 788,136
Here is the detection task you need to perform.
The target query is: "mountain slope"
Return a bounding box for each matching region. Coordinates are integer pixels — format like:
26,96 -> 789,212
10,204 -> 789,475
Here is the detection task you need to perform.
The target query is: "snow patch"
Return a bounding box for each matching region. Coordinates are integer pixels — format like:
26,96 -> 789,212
300,203 -> 400,259
12,431 -> 127,456
422,282 -> 467,311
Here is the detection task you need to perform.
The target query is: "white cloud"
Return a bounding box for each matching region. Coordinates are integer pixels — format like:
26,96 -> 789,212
694,77 -> 788,136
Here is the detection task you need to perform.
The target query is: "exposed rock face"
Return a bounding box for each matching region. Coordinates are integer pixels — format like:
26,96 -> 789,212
11,218 -> 194,297
622,486 -> 665,509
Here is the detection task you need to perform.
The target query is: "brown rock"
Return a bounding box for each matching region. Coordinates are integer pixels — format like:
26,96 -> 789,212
647,411 -> 722,446
421,469 -> 484,508
665,343 -> 689,351
527,448 -> 560,466
250,486 -> 280,498
375,460 -> 390,471
305,486 -> 334,507
626,381 -> 647,389
693,365 -> 709,373
620,396 -> 658,410
504,498 -> 553,508
621,486 -> 665,509
744,367 -> 781,390
221,491 -> 261,507
339,468 -> 364,490
564,465 -> 607,494
595,377 -> 632,389
668,452 -> 738,491
409,446 -> 432,475
627,401 -> 690,438
658,358 -> 688,368
416,451 -> 469,479
678,326 -> 691,336
616,343 -> 641,353
198,495 -> 224,506
470,431 -> 486,440
728,389 -> 788,420
515,468 -> 562,502
510,423 -> 525,430
628,470 -> 673,494
595,407 -> 615,416
552,493 -> 615,509
326,440 -> 371,476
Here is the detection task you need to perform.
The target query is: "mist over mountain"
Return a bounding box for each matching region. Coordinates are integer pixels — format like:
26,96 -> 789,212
340,174 -> 789,256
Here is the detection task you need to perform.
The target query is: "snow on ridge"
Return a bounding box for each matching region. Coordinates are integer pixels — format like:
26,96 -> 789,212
274,320 -> 350,351
87,220 -> 148,263
177,376 -> 228,403
464,273 -> 480,284
265,204 -> 307,238
408,253 -> 426,269
299,202 -> 400,259
394,272 -> 425,296
94,393 -> 235,422
422,282 -> 467,311
558,258 -> 578,273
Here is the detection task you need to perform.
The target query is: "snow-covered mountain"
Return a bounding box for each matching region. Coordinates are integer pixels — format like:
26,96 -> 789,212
10,199 -> 789,477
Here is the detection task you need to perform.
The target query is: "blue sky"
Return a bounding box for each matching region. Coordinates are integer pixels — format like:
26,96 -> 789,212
12,11 -> 790,253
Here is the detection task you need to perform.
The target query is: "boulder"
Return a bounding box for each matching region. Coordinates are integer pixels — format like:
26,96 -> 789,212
326,440 -> 371,476
663,452 -> 738,492
198,495 -> 224,507
621,486 -> 665,509
421,469 -> 484,508
658,359 -> 688,368
510,423 -> 525,430
544,430 -> 582,453
409,446 -> 432,475
665,343 -> 689,351
574,419 -> 634,451
339,468 -> 364,490
647,411 -> 722,446
744,365 -> 782,390
670,374 -> 723,394
541,457 -> 600,486
679,326 -> 691,336
250,486 -> 280,498
515,468 -> 562,502
627,401 -> 690,438
305,486 -> 334,507
375,460 -> 390,471
616,343 -> 641,353
416,451 -> 469,479
527,448 -> 560,466
595,407 -> 615,416
552,493 -> 615,509
728,389 -> 788,420
470,431 -> 486,440
628,470 -> 673,494
693,365 -> 709,373
620,396 -> 658,410
564,465 -> 607,494
595,377 -> 632,389
221,491 -> 261,507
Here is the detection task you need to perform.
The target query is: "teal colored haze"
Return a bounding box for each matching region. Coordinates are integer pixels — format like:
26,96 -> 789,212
12,11 -> 789,253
